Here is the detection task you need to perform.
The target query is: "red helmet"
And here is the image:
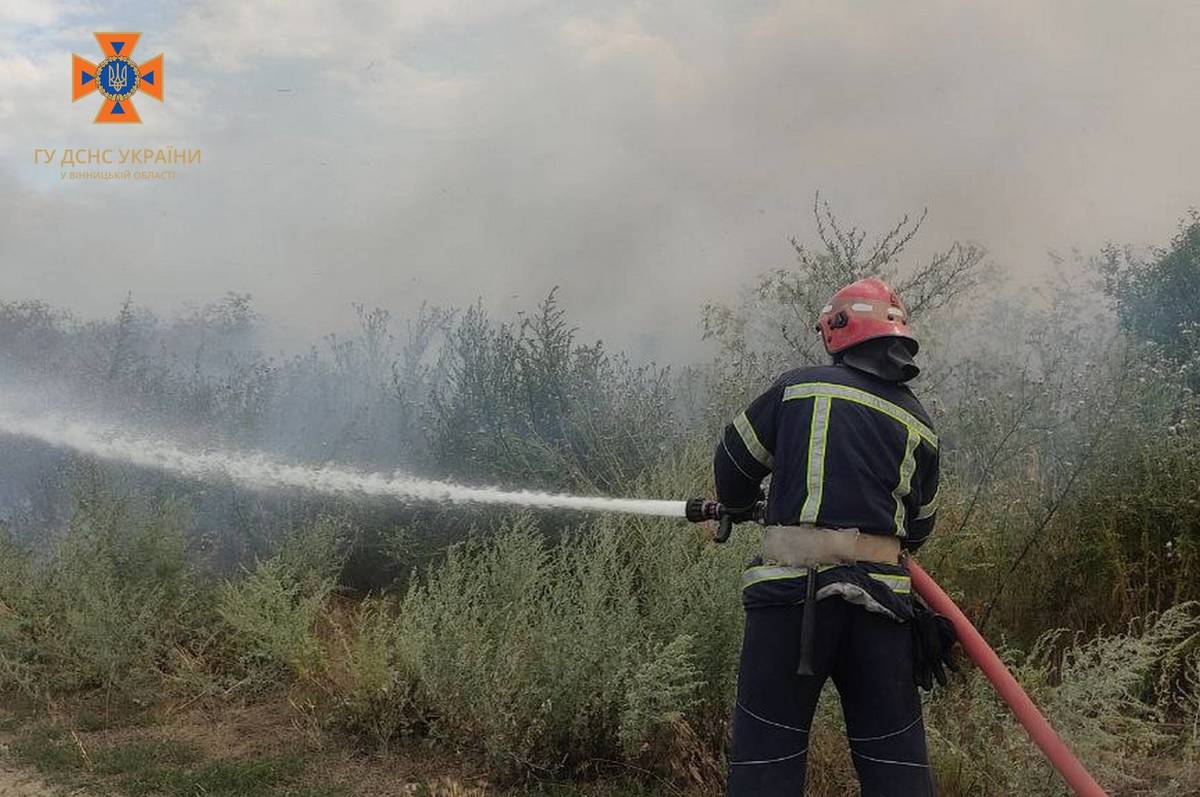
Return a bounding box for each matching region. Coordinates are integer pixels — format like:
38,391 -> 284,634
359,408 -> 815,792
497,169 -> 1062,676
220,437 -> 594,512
816,277 -> 917,355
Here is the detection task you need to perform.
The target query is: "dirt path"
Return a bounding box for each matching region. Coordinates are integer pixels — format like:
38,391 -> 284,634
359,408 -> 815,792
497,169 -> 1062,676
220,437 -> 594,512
0,761 -> 62,797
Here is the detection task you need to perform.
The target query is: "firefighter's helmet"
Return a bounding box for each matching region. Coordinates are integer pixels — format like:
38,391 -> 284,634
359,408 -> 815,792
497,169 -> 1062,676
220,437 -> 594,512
816,277 -> 918,355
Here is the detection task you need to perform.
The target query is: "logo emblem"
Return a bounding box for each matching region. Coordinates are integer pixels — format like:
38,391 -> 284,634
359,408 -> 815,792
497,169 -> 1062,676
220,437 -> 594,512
72,33 -> 163,123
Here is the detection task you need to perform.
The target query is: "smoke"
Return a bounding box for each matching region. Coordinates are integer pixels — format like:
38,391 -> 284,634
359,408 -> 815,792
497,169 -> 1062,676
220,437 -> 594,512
7,3 -> 1200,362
0,397 -> 686,519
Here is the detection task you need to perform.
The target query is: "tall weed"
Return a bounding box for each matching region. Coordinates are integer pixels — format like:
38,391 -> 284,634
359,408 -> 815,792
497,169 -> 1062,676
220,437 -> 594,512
0,480 -> 196,697
216,516 -> 346,684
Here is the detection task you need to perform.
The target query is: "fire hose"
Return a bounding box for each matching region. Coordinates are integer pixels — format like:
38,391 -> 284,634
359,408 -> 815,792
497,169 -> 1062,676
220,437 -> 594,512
685,498 -> 1109,797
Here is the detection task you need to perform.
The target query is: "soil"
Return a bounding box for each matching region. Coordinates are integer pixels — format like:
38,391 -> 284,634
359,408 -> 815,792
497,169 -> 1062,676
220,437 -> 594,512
0,696 -> 490,797
0,760 -> 72,797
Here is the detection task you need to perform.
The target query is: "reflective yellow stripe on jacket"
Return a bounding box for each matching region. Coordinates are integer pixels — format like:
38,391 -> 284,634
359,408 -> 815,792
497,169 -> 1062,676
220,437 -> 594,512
733,410 -> 773,469
916,489 -> 938,521
741,565 -> 911,594
891,428 -> 920,537
782,381 -> 935,536
798,396 -> 832,523
782,382 -> 938,447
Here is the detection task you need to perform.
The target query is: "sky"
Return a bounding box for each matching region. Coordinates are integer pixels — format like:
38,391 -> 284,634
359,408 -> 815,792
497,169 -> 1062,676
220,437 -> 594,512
2,0 -> 1199,362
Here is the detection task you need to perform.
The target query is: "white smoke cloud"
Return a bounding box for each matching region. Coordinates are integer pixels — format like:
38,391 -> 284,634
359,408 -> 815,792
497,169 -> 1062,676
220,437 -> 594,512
2,0 -> 1199,362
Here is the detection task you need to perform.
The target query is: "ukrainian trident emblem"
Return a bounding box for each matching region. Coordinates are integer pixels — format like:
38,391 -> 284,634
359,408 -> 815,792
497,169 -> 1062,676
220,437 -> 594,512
72,33 -> 163,123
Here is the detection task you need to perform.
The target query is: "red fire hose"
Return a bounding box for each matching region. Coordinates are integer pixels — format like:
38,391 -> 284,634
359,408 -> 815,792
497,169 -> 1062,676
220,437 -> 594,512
905,558 -> 1109,797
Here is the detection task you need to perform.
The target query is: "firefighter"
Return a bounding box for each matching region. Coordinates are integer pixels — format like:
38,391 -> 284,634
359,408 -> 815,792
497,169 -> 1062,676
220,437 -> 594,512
717,277 -> 956,796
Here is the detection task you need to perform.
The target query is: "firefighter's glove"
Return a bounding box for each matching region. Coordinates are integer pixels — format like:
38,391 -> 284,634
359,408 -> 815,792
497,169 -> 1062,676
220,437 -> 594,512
724,489 -> 766,524
911,601 -> 959,691
724,503 -> 760,524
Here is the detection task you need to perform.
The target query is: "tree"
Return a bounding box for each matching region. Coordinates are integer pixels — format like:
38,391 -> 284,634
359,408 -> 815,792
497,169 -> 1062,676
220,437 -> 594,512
1101,210 -> 1200,372
702,194 -> 985,404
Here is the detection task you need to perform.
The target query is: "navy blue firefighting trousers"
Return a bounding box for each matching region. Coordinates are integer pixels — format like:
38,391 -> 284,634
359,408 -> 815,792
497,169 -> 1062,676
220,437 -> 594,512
727,598 -> 933,796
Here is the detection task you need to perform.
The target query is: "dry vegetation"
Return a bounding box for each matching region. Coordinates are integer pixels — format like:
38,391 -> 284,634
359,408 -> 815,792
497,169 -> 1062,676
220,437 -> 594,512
2,204 -> 1200,795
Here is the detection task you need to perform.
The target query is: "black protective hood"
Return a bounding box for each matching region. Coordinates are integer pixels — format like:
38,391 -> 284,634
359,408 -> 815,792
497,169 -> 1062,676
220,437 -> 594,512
836,337 -> 920,383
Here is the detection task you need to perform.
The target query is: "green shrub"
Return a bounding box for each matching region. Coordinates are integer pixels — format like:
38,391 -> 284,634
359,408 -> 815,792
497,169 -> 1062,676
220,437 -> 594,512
327,596 -> 422,751
617,633 -> 705,755
0,481 -> 198,697
326,503 -> 753,781
926,603 -> 1200,796
216,517 -> 345,684
218,558 -> 330,683
0,532 -> 38,693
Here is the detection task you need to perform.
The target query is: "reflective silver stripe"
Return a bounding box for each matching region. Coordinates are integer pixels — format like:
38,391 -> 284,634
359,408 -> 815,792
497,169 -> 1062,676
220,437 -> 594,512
818,582 -> 899,619
848,715 -> 923,742
721,437 -> 756,482
849,750 -> 931,769
728,747 -> 809,766
782,382 -> 937,447
799,396 -> 831,523
916,489 -> 938,521
736,701 -> 811,734
733,410 -> 773,469
892,428 -> 919,537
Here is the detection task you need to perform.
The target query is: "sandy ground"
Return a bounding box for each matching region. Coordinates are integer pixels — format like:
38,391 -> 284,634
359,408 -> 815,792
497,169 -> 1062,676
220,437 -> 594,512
0,724 -> 83,797
0,761 -> 64,797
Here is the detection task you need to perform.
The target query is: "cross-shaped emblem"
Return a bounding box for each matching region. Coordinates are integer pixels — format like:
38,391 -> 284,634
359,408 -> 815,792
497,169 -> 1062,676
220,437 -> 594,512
72,33 -> 164,124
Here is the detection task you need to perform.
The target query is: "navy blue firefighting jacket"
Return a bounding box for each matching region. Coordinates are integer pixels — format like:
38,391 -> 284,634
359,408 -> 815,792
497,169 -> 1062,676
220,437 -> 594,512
715,362 -> 940,615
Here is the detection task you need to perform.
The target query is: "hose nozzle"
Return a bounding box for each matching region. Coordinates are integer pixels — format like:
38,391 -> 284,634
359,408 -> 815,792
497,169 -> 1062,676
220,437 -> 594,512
686,498 -> 765,543
685,497 -> 723,523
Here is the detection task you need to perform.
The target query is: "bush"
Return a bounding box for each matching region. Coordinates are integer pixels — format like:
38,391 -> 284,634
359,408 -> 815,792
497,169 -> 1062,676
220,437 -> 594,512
217,558 -> 331,684
428,291 -> 677,494
326,597 -> 422,751
617,633 -> 705,757
313,507 -> 753,781
216,516 -> 346,685
925,603 -> 1200,796
0,478 -> 198,697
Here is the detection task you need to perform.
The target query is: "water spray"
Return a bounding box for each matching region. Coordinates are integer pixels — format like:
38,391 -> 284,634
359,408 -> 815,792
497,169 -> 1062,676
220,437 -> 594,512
0,402 -> 1107,794
0,405 -> 685,518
